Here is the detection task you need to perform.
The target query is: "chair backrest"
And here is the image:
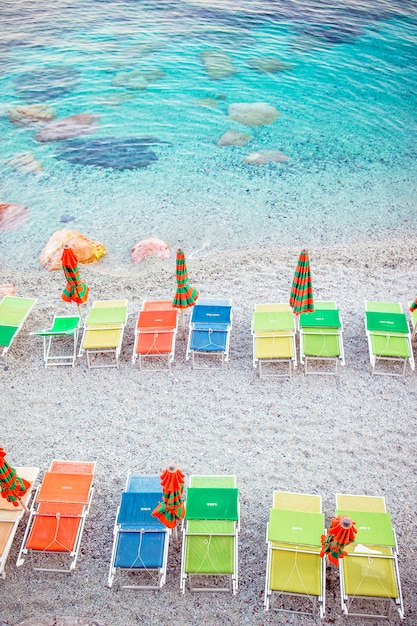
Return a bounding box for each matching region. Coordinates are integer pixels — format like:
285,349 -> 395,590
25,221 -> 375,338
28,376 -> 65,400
336,493 -> 386,512
273,491 -> 322,513
255,303 -> 291,312
0,296 -> 36,325
126,474 -> 161,493
185,488 -> 239,521
118,492 -> 162,525
142,300 -> 176,311
137,310 -> 177,330
189,475 -> 236,488
191,304 -> 232,326
365,301 -> 402,313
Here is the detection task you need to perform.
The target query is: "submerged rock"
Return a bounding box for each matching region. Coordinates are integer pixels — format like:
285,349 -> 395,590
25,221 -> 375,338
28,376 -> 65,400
201,50 -> 236,79
247,56 -> 293,73
228,102 -> 280,127
5,152 -> 42,174
40,230 -> 107,271
55,137 -> 168,170
35,114 -> 100,142
13,66 -> 80,101
0,202 -> 29,232
131,238 -> 171,263
245,149 -> 290,164
8,104 -> 56,127
217,130 -> 252,147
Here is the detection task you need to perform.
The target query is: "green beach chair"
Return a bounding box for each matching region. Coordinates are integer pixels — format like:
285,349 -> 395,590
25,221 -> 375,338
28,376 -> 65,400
335,493 -> 404,620
252,304 -> 297,378
0,296 -> 37,364
32,315 -> 80,367
299,301 -> 345,377
79,299 -> 128,369
180,475 -> 239,594
264,491 -> 325,618
365,301 -> 414,376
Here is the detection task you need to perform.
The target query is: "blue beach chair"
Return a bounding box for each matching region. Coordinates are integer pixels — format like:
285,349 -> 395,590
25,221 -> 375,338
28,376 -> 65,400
107,473 -> 170,589
186,299 -> 232,368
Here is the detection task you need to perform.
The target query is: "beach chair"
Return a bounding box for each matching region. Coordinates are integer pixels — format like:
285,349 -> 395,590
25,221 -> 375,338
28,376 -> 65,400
180,475 -> 239,594
335,493 -> 404,620
0,296 -> 37,365
79,299 -> 128,368
0,466 -> 39,579
264,491 -> 325,618
299,301 -> 345,376
365,301 -> 414,376
16,460 -> 95,572
108,473 -> 170,589
186,299 -> 232,369
252,304 -> 296,377
132,301 -> 178,370
32,315 -> 80,367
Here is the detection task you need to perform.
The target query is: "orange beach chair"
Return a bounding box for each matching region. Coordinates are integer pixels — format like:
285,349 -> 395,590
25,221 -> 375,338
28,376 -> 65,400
132,300 -> 178,370
16,460 -> 95,572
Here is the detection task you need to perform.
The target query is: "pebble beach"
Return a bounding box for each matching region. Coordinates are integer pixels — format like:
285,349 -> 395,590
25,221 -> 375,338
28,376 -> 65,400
1,239 -> 417,625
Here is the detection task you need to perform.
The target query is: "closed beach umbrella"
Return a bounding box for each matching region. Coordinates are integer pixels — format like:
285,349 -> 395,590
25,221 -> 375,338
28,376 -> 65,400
289,249 -> 314,315
320,514 -> 357,566
61,245 -> 89,317
152,464 -> 185,547
410,297 -> 417,312
172,248 -> 199,339
0,447 -> 30,512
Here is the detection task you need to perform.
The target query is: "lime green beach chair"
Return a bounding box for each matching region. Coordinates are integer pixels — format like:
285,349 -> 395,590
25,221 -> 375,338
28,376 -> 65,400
79,300 -> 128,369
252,304 -> 296,378
299,301 -> 345,377
365,301 -> 414,376
264,491 -> 325,618
180,475 -> 239,594
32,315 -> 80,367
0,296 -> 36,364
335,494 -> 404,620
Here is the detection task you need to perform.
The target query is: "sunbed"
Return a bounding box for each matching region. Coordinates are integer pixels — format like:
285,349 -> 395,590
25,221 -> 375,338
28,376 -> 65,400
0,296 -> 36,364
79,299 -> 128,368
365,301 -> 414,376
299,301 -> 345,376
252,304 -> 296,377
32,315 -> 80,367
335,493 -> 404,620
264,491 -> 325,618
17,460 -> 95,572
180,475 -> 239,594
132,301 -> 178,370
186,299 -> 232,368
108,472 -> 170,589
0,466 -> 39,579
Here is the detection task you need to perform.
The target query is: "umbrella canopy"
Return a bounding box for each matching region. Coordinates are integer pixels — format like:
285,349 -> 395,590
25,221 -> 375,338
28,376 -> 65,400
0,447 -> 30,507
152,464 -> 185,529
172,249 -> 199,339
320,514 -> 357,566
61,246 -> 89,305
410,298 -> 417,312
289,248 -> 314,315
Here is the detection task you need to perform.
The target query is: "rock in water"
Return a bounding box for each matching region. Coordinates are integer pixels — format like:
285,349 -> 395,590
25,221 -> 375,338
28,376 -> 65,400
5,152 -> 42,174
35,114 -> 100,142
201,50 -> 236,79
40,230 -> 107,271
0,203 -> 29,232
228,102 -> 280,126
217,130 -> 252,147
245,150 -> 290,164
131,238 -> 171,263
8,104 -> 56,126
55,137 -> 167,170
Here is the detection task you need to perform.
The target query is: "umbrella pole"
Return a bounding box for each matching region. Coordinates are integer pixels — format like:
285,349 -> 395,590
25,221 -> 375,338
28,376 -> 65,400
181,310 -> 185,340
172,523 -> 179,549
77,303 -> 83,323
17,497 -> 29,514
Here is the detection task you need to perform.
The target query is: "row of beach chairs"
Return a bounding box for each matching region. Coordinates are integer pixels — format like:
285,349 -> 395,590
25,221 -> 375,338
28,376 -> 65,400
1,295 -> 416,376
0,463 -> 404,621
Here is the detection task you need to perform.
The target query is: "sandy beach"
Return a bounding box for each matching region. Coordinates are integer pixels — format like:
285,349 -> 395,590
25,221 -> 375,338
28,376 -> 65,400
1,239 -> 417,626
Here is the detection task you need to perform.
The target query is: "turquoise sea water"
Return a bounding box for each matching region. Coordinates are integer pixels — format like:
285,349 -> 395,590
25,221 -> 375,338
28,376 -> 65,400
0,0 -> 416,269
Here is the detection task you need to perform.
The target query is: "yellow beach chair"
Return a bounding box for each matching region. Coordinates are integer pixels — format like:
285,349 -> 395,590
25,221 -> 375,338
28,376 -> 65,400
252,304 -> 296,377
79,299 -> 128,368
264,491 -> 325,618
335,493 -> 404,620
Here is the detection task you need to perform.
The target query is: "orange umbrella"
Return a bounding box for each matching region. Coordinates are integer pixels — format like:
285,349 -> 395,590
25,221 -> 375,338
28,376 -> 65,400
320,514 -> 357,566
172,249 -> 199,339
0,447 -> 30,512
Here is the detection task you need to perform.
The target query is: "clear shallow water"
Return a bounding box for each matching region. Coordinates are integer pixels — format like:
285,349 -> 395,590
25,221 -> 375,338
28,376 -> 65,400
0,0 -> 416,270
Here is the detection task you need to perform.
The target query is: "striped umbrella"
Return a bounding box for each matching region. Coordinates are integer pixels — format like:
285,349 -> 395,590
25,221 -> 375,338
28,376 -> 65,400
320,514 -> 357,566
410,297 -> 417,312
289,249 -> 314,315
152,464 -> 185,548
0,447 -> 30,512
61,246 -> 89,318
172,248 -> 199,339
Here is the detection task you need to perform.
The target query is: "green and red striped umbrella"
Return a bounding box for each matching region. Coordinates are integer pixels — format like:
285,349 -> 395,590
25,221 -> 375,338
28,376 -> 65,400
289,249 -> 314,315
410,297 -> 417,312
0,447 -> 30,509
152,465 -> 185,546
320,514 -> 357,566
172,249 -> 199,339
61,246 -> 89,313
